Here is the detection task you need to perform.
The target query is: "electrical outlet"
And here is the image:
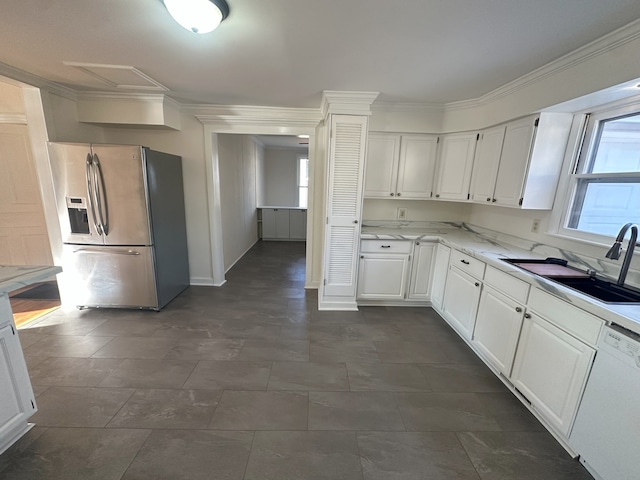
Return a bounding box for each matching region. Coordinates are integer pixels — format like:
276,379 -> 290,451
397,208 -> 408,220
531,219 -> 540,233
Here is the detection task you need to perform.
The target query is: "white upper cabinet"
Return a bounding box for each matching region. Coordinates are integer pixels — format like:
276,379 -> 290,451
364,133 -> 400,198
470,113 -> 573,209
469,126 -> 506,204
364,133 -> 438,199
433,132 -> 478,201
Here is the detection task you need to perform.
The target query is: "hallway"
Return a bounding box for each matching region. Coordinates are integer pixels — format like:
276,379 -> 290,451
1,241 -> 590,479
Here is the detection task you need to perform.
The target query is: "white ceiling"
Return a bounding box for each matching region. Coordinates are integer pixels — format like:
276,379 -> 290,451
1,0 -> 640,108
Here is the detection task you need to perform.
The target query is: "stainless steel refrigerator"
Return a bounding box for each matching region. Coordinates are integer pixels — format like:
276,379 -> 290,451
48,142 -> 190,310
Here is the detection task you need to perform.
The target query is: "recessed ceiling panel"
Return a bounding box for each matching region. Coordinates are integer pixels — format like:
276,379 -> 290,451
63,62 -> 169,91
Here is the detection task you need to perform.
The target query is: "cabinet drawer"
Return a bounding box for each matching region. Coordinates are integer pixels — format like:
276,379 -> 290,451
450,249 -> 486,279
484,266 -> 530,304
360,240 -> 412,254
528,288 -> 604,346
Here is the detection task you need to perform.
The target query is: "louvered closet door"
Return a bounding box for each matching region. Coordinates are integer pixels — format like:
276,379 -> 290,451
323,115 -> 368,298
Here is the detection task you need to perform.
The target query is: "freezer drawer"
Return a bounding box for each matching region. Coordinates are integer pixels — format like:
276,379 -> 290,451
62,245 -> 158,309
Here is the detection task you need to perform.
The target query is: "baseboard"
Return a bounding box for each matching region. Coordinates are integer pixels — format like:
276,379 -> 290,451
189,277 -> 215,286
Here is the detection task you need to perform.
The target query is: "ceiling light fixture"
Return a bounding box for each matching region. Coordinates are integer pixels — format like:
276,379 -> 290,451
163,0 -> 230,34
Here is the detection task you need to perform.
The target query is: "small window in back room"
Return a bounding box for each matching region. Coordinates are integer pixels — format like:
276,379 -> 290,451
565,107 -> 640,240
298,156 -> 309,208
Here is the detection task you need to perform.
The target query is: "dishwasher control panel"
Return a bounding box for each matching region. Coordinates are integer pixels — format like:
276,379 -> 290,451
604,325 -> 640,367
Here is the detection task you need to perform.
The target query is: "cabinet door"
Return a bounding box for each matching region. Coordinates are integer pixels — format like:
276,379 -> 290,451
261,208 -> 277,239
469,126 -> 505,204
434,133 -> 478,200
408,242 -> 435,300
493,117 -> 536,207
473,286 -> 524,376
357,254 -> 410,300
396,135 -> 438,199
430,244 -> 451,312
441,266 -> 482,340
511,313 -> 595,436
0,306 -> 37,453
364,133 -> 400,198
274,209 -> 290,239
289,210 -> 307,239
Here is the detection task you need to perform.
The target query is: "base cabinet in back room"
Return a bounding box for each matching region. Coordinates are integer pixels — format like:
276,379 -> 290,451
260,208 -> 307,240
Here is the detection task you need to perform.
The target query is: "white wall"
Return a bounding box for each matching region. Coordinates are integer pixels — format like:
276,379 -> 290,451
363,199 -> 470,223
41,92 -> 105,143
263,147 -> 307,207
217,134 -> 259,271
101,113 -> 213,285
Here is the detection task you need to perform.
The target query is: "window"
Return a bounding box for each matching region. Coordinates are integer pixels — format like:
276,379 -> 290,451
562,105 -> 640,242
298,156 -> 309,208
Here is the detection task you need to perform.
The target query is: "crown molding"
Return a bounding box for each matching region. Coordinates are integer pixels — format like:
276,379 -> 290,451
0,113 -> 27,124
371,101 -> 444,113
321,91 -> 380,117
192,104 -> 322,127
0,61 -> 77,101
445,18 -> 640,113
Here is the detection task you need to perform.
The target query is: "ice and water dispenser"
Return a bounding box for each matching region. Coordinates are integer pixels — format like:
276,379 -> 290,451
66,197 -> 90,234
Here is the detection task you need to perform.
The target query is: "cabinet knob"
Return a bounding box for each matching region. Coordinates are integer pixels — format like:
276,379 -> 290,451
524,313 -> 531,319
486,197 -> 491,202
360,255 -> 364,259
492,198 -> 497,203
353,220 -> 358,224
390,193 -> 395,196
397,193 -> 401,197
474,282 -> 480,287
435,194 -> 440,198
416,241 -> 420,245
515,307 -> 522,313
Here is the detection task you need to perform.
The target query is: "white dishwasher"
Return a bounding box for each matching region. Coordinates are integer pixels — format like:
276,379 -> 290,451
570,324 -> 640,480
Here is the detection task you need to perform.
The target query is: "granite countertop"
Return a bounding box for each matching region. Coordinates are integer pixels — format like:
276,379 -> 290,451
0,265 -> 62,295
361,222 -> 640,334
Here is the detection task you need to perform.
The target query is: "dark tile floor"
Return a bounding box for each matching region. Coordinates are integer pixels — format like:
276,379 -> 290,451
1,241 -> 592,480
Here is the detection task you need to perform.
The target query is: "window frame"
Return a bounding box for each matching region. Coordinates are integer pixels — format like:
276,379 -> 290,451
297,154 -> 309,208
554,99 -> 640,246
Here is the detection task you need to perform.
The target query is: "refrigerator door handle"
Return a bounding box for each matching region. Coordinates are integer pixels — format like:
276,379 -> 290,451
92,154 -> 109,235
72,248 -> 141,256
85,153 -> 103,235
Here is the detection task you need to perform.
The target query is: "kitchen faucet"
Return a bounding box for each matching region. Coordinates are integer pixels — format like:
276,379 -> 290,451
605,223 -> 639,286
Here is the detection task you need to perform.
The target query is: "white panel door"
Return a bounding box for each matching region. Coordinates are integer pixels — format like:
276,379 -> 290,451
0,125 -> 52,265
493,117 -> 536,207
511,312 -> 595,436
0,296 -> 36,453
274,209 -> 290,239
469,125 -> 505,204
408,241 -> 436,300
323,115 -> 368,298
364,133 -> 400,198
396,135 -> 438,199
430,243 -> 450,312
442,266 -> 482,340
472,286 -> 525,376
261,208 -> 277,238
434,132 -> 478,200
357,254 -> 410,300
289,209 -> 307,239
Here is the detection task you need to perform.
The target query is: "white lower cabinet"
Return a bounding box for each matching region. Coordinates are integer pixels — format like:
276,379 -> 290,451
510,312 -> 595,436
357,253 -> 410,300
289,209 -> 307,239
261,208 -> 307,240
441,265 -> 482,340
430,244 -> 450,312
0,296 -> 37,455
472,286 -> 525,376
407,241 -> 435,300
